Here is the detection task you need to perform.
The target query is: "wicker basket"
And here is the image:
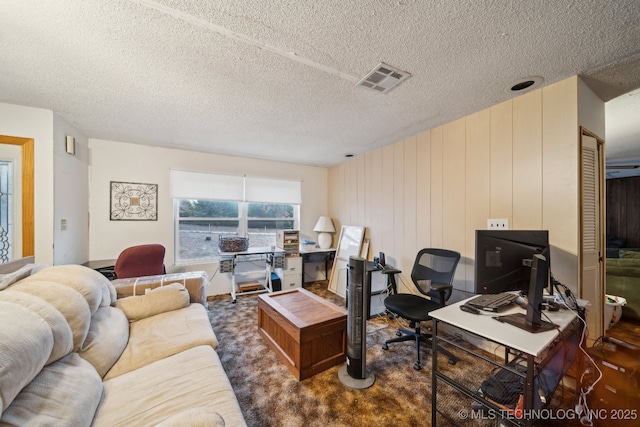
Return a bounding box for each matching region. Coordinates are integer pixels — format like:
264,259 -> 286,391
219,235 -> 249,252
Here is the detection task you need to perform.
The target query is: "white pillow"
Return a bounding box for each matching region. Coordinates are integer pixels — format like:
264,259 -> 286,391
115,283 -> 190,322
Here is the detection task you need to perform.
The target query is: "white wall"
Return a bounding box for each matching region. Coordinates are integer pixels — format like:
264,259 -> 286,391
52,114 -> 90,265
88,138 -> 329,295
0,102 -> 56,265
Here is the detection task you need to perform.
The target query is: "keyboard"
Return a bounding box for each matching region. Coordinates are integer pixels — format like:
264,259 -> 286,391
466,292 -> 518,312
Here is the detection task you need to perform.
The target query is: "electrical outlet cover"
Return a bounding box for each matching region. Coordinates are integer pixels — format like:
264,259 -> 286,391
487,218 -> 509,230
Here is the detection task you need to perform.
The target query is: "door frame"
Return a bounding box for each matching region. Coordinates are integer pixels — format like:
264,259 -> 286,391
579,126 -> 606,339
0,135 -> 34,257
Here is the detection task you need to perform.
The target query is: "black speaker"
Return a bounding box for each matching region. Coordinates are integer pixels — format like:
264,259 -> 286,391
338,256 -> 375,389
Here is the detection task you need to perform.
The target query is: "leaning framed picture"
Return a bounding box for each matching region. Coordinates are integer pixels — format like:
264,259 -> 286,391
328,225 -> 365,297
110,181 -> 158,221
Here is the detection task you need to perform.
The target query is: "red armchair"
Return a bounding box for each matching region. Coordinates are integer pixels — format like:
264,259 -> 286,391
114,244 -> 166,279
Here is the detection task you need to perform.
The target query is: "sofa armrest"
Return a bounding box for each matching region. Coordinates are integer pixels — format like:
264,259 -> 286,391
112,271 -> 207,305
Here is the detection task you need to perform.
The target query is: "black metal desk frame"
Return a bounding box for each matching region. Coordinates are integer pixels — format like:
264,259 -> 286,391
430,302 -> 581,426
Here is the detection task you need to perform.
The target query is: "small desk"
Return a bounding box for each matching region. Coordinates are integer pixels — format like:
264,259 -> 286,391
430,298 -> 581,426
365,262 -> 399,318
219,246 -> 285,303
82,259 -> 117,280
300,248 -> 336,284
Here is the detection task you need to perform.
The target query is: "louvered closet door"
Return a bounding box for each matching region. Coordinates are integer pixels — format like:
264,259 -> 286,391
581,133 -> 604,340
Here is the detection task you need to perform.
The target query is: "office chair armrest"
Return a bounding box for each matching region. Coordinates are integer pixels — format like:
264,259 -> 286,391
429,282 -> 452,292
429,282 -> 452,306
381,268 -> 401,275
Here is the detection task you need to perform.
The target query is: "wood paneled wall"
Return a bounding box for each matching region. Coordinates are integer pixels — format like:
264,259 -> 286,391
607,176 -> 640,248
328,77 -> 581,300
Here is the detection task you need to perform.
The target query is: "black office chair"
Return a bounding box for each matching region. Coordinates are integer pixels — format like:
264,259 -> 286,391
382,248 -> 461,370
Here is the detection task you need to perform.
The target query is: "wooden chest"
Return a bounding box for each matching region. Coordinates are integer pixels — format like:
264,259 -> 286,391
257,288 -> 347,380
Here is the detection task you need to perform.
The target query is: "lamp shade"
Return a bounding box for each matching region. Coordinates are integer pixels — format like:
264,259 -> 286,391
314,216 -> 335,249
313,216 -> 335,233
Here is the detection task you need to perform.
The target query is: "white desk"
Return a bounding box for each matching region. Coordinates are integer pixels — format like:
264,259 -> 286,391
431,299 -> 577,357
219,246 -> 285,303
430,297 -> 582,426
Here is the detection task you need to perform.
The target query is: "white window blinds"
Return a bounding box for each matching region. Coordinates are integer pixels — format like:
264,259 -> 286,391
169,170 -> 244,201
170,170 -> 301,204
245,176 -> 301,204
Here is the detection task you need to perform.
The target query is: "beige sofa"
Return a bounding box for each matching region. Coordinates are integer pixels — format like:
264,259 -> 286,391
606,249 -> 640,321
0,263 -> 246,426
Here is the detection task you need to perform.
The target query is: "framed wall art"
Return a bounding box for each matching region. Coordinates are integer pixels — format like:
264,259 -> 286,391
110,181 -> 158,221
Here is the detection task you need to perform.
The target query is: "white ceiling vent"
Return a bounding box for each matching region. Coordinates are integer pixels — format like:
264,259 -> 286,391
357,63 -> 410,94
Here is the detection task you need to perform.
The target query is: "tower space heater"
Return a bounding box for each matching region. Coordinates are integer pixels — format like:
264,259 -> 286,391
338,256 -> 375,389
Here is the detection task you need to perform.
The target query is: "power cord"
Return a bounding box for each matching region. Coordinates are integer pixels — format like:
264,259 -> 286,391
541,274 -> 603,425
557,297 -> 602,426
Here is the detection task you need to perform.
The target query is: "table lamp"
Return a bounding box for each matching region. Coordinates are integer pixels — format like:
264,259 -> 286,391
314,216 -> 335,249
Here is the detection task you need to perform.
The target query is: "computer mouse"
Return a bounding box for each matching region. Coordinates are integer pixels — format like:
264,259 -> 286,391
459,304 -> 481,315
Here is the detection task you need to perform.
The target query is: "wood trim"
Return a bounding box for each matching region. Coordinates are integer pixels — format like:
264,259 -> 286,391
0,135 -> 35,257
581,127 -> 604,142
579,126 -> 606,340
579,126 -> 606,260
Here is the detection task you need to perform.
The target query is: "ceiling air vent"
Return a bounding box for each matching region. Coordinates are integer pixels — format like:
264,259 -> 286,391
357,63 -> 410,94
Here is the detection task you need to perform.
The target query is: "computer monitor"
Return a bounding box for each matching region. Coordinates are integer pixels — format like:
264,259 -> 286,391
526,253 -> 548,328
474,229 -> 551,295
497,253 -> 557,333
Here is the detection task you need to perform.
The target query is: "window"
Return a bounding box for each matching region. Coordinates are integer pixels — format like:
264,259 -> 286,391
0,160 -> 13,263
170,170 -> 302,263
175,200 -> 298,262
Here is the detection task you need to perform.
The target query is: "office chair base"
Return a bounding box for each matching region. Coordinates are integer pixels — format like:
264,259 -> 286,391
382,327 -> 428,369
382,327 -> 458,368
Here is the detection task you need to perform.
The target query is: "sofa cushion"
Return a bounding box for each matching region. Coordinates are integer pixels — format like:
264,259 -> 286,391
114,282 -> 190,322
22,264 -> 116,313
0,263 -> 46,290
103,304 -> 218,380
0,353 -> 103,426
606,258 -> 640,277
0,290 -> 73,365
10,280 -> 92,352
619,249 -> 640,259
0,301 -> 53,416
93,345 -> 247,427
78,306 -> 129,378
155,408 -> 225,427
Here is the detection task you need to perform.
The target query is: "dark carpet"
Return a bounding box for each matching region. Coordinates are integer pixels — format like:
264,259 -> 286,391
207,283 -> 576,427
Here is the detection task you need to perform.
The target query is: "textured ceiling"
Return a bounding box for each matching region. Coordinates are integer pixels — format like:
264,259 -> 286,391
1,0 -> 639,168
